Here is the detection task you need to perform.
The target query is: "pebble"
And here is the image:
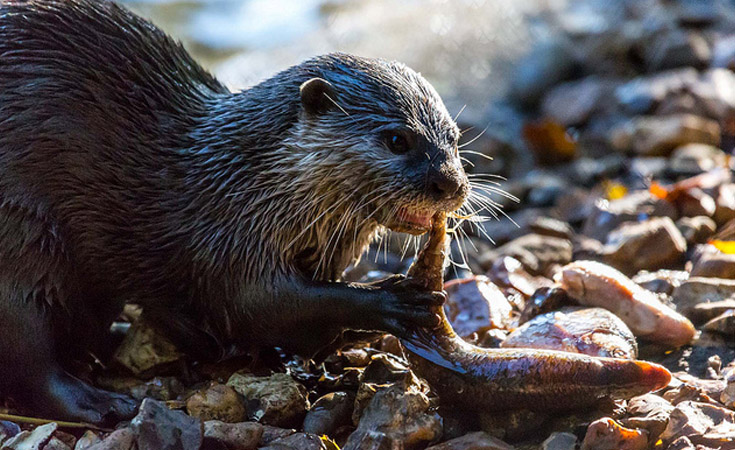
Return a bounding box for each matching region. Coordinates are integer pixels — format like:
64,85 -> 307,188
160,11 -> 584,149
691,245 -> 735,279
0,421 -> 20,446
610,114 -> 720,157
259,432 -> 327,450
72,431 -> 101,450
84,428 -> 136,450
131,398 -> 202,450
633,269 -> 690,295
302,391 -> 353,436
643,29 -> 711,72
602,216 -> 687,275
425,431 -> 514,450
582,190 -> 678,241
226,372 -> 309,427
540,76 -> 613,126
671,276 -> 735,321
660,400 -> 735,448
580,417 -> 648,450
113,319 -> 182,376
541,432 -> 577,450
202,421 -> 263,450
676,216 -> 717,245
623,394 -> 675,441
444,276 -> 513,336
481,233 -> 572,276
186,382 -> 247,423
702,309 -> 735,336
1,422 -> 57,450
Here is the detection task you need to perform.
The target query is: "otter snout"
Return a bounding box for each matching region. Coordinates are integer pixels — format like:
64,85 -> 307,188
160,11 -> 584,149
425,165 -> 469,207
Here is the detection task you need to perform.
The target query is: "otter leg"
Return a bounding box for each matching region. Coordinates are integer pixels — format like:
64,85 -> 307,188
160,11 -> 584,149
0,291 -> 137,423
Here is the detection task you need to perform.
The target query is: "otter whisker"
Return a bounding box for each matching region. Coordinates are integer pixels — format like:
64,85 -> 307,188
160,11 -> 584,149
458,126 -> 488,149
458,149 -> 494,161
453,104 -> 467,122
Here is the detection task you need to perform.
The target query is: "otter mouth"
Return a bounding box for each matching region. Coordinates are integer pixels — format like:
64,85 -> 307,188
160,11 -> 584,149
386,207 -> 434,235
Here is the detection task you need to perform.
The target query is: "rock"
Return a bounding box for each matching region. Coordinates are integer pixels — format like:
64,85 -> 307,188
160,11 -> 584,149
555,187 -> 598,225
502,307 -> 637,359
633,269 -> 689,295
521,122 -> 576,166
113,318 -> 182,376
343,383 -> 441,450
509,38 -> 577,108
84,429 -> 135,450
425,431 -> 513,450
303,391 -> 353,437
673,0 -> 719,26
721,369 -> 735,408
72,431 -> 101,450
96,376 -> 185,402
481,233 -> 572,276
226,372 -> 309,427
582,190 -> 678,241
259,432 -> 327,450
670,144 -> 728,176
1,422 -> 57,450
643,29 -> 710,72
43,437 -> 72,450
528,216 -> 575,241
602,217 -> 687,275
488,256 -> 554,298
713,35 -> 735,70
714,184 -> 735,226
686,69 -> 735,120
691,245 -> 735,279
661,401 -> 735,448
676,216 -> 717,245
616,68 -> 698,114
259,426 -> 297,446
131,398 -> 202,450
703,309 -> 735,336
202,421 -> 263,450
610,114 -> 720,157
186,382 -> 247,423
623,394 -> 675,441
540,77 -> 615,126
580,417 -> 648,450
0,421 -> 20,446
672,277 -> 735,321
541,432 -> 577,450
519,286 -> 578,324
671,188 -> 717,218
443,276 -> 513,336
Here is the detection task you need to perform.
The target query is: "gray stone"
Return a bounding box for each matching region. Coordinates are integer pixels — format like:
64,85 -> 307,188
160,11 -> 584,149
1,422 -> 56,450
226,372 -> 308,428
676,216 -> 717,245
131,398 -> 202,450
426,432 -> 514,450
602,217 -> 687,275
203,421 -> 262,450
302,392 -> 353,437
541,432 -> 577,450
610,114 -> 720,157
582,190 -> 678,241
643,29 -> 710,72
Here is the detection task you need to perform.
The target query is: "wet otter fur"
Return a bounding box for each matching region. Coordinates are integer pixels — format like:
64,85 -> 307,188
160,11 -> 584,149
0,0 -> 468,423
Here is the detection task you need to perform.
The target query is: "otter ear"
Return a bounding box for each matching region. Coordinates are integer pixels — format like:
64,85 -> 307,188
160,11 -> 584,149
300,78 -> 335,115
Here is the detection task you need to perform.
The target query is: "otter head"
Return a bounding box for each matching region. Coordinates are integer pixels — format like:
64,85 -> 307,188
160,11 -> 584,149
295,53 -> 469,236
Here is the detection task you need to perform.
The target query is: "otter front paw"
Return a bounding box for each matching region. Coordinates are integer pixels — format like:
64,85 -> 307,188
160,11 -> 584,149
366,275 -> 446,336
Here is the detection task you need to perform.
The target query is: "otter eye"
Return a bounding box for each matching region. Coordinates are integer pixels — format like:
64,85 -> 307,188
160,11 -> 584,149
385,131 -> 411,154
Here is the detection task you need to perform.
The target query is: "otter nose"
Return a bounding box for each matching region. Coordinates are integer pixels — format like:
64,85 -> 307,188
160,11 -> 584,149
427,168 -> 463,201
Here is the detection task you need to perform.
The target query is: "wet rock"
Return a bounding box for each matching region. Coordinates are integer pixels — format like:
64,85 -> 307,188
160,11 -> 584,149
502,307 -> 637,358
540,77 -> 614,126
610,114 -> 720,157
670,144 -> 728,176
582,190 -> 678,241
481,233 -> 572,276
44,437 -> 72,450
676,216 -> 717,245
259,432 -> 327,450
541,432 -> 577,450
616,68 -> 698,114
113,318 -> 182,376
633,269 -> 689,295
488,256 -> 554,298
131,398 -> 202,450
559,261 -> 696,347
72,431 -> 101,450
623,394 -> 674,441
259,426 -> 296,446
643,29 -> 710,72
443,276 -> 513,336
84,428 -> 135,450
303,391 -> 353,437
691,246 -> 735,279
672,277 -> 735,321
673,188 -> 717,218
703,309 -> 735,336
0,421 -> 20,446
602,217 -> 687,275
1,422 -> 57,450
425,431 -> 513,450
661,401 -> 735,448
202,420 -> 263,450
580,417 -> 648,450
226,372 -> 308,427
344,383 -> 441,450
519,286 -> 577,324
714,184 -> 735,226
186,382 -> 247,423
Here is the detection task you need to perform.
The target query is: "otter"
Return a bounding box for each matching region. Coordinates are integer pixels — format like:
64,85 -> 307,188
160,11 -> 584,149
0,0 -> 468,423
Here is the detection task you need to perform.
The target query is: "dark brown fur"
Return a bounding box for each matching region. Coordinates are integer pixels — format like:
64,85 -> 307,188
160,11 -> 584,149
0,0 -> 467,422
